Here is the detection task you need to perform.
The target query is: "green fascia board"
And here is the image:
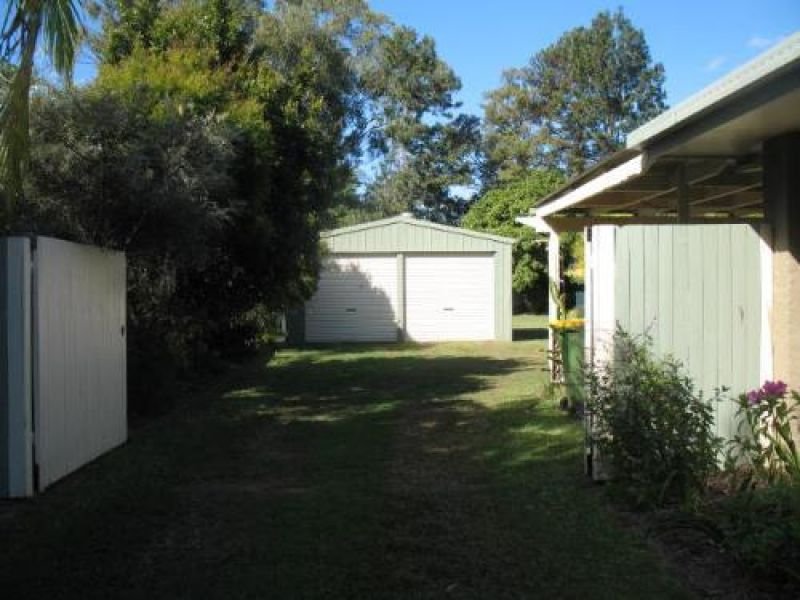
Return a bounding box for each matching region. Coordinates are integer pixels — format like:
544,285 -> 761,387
322,215 -> 515,246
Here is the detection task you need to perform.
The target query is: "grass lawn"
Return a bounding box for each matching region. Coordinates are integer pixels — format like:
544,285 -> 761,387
0,316 -> 692,599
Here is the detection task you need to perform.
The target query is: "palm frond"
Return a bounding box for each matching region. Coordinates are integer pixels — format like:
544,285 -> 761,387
0,0 -> 84,218
40,0 -> 83,80
0,2 -> 39,212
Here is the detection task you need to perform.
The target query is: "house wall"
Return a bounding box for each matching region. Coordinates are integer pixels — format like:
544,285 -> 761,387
310,220 -> 514,341
612,224 -> 763,442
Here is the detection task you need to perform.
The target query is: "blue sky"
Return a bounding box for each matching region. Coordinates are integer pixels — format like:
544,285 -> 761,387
371,0 -> 800,116
70,1 -> 800,113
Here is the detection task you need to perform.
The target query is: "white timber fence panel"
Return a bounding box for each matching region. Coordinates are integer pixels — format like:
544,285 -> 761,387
33,238 -> 127,491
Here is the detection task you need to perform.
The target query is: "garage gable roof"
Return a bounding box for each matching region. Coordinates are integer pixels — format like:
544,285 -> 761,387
530,32 -> 800,229
322,214 -> 515,245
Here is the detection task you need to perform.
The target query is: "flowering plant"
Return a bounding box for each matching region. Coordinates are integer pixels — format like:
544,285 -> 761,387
731,380 -> 800,485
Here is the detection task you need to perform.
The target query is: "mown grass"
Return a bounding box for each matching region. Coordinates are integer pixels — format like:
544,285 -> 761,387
0,318 -> 692,599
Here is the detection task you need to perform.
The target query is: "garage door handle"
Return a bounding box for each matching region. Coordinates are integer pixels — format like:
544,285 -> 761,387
443,307 -> 455,311
345,308 -> 357,313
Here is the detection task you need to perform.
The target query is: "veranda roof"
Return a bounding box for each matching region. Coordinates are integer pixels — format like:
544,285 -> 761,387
530,32 -> 800,231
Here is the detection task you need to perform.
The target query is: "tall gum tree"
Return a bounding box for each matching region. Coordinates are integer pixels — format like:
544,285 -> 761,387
483,8 -> 666,182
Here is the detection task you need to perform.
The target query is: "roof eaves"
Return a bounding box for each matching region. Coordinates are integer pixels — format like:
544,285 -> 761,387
321,215 -> 405,238
531,32 -> 800,218
535,154 -> 645,218
627,31 -> 800,149
404,219 -> 516,244
532,148 -> 640,211
321,215 -> 515,245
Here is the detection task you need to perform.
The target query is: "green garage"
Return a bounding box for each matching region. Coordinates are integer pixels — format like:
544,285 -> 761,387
289,214 -> 513,344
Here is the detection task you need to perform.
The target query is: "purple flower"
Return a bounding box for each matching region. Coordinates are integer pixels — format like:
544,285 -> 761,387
761,380 -> 788,398
747,390 -> 761,406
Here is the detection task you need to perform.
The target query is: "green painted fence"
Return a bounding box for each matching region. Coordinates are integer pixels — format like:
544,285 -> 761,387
614,224 -> 763,441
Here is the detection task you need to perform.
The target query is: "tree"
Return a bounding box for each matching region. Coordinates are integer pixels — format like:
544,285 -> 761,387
257,2 -> 479,226
362,113 -> 481,224
483,8 -> 666,182
21,87 -> 240,411
16,0 -> 483,413
462,171 -> 563,312
358,25 -> 481,224
91,0 -> 354,316
24,0 -> 361,411
358,24 -> 461,153
0,0 -> 84,218
95,1 -> 478,227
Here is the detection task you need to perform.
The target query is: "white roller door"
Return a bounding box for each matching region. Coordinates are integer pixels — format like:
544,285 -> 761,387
306,256 -> 399,342
405,255 -> 495,342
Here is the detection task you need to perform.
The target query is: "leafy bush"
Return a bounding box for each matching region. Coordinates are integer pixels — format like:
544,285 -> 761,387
21,74 -> 330,413
706,482 -> 800,584
729,381 -> 800,486
586,330 -> 723,507
461,171 -> 563,313
694,383 -> 800,588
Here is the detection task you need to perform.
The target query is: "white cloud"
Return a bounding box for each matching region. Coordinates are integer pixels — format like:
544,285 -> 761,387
705,56 -> 727,72
747,35 -> 774,49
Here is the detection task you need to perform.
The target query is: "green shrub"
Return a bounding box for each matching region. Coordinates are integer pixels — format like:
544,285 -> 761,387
706,482 -> 800,584
586,329 -> 723,508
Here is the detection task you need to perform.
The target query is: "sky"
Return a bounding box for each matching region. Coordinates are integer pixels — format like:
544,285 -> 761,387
64,0 -> 799,197
69,1 -> 800,113
370,0 -> 800,116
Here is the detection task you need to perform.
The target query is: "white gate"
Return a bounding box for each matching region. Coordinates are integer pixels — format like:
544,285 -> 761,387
33,238 -> 127,490
1,236 -> 126,496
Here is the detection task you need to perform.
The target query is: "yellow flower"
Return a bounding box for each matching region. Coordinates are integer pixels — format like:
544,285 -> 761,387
549,318 -> 585,331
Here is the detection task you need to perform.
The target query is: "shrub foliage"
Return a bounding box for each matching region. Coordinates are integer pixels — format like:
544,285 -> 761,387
586,330 -> 722,507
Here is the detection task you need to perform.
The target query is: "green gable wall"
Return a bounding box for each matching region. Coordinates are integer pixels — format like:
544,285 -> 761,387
614,224 -> 763,441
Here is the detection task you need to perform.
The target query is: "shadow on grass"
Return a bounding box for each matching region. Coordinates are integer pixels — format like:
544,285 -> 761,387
224,351 -> 522,411
512,326 -> 548,341
0,345 -> 690,600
